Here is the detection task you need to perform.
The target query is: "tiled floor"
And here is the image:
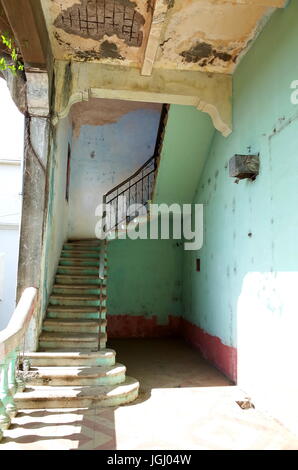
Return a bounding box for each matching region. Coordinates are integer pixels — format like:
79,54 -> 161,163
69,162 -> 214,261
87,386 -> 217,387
1,338 -> 298,450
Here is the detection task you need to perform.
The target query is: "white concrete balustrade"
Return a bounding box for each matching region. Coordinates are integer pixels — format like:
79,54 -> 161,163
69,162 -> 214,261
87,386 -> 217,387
0,287 -> 37,441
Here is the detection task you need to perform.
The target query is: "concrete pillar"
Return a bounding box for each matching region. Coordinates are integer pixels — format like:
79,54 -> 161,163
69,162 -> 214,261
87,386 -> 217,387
17,72 -> 50,300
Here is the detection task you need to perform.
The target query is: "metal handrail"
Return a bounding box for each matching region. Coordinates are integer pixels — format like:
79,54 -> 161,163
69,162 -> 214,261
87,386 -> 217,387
105,155 -> 156,198
102,104 -> 169,234
103,156 -> 156,233
106,168 -> 155,203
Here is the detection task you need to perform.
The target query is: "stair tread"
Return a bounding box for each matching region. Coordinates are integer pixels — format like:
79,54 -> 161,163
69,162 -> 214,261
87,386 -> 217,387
62,250 -> 100,255
64,246 -> 101,250
56,273 -> 99,277
50,294 -> 101,299
66,240 -> 105,245
38,345 -> 104,354
64,244 -> 101,248
44,318 -> 106,325
57,265 -> 99,270
59,258 -> 100,262
53,284 -> 102,289
47,306 -> 104,312
15,377 -> 139,400
30,363 -> 125,378
40,331 -> 102,341
56,274 -> 103,278
24,350 -> 115,359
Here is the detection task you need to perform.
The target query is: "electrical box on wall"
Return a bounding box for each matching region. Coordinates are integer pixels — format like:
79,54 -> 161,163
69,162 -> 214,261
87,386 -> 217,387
229,154 -> 260,181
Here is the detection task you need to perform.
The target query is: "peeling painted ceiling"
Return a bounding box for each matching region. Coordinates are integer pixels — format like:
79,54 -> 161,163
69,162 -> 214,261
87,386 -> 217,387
41,0 -> 286,75
70,98 -> 162,137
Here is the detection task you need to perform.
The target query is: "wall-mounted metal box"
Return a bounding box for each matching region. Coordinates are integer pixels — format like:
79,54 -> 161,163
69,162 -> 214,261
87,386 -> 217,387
229,154 -> 260,181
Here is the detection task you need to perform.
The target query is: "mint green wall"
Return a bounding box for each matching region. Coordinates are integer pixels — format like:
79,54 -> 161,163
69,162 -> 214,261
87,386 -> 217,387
106,105 -> 214,325
183,1 -> 298,431
39,117 -> 72,317
107,238 -> 183,323
154,105 -> 214,204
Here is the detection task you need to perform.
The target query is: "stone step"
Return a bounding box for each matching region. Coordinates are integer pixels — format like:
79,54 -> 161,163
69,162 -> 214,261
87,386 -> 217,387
49,294 -> 106,307
59,258 -> 100,267
64,243 -> 102,251
57,265 -> 100,275
61,250 -> 100,258
38,347 -> 106,353
47,306 -> 106,320
14,377 -> 139,408
55,274 -> 104,285
27,363 -> 126,386
39,331 -> 106,350
52,284 -> 103,295
24,350 -> 116,367
43,318 -> 107,334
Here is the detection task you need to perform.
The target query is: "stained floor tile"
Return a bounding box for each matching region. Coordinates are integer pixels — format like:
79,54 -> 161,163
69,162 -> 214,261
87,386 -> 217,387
1,339 -> 298,450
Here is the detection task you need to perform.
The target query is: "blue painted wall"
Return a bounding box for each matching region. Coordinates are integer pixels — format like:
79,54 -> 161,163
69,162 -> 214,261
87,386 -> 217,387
68,108 -> 161,239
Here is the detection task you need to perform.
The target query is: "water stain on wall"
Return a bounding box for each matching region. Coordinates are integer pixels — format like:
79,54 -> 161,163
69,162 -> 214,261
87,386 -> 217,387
180,41 -> 233,67
99,40 -> 124,59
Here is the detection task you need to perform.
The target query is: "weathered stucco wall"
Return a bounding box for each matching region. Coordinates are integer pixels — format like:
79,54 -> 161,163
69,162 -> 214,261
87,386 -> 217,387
183,1 -> 298,432
39,117 -> 72,318
107,238 -> 183,338
68,104 -> 161,239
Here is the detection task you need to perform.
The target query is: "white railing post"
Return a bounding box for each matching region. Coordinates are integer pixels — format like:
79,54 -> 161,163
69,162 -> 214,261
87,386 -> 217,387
0,359 -> 12,432
0,395 -> 10,431
0,356 -> 17,418
8,349 -> 18,395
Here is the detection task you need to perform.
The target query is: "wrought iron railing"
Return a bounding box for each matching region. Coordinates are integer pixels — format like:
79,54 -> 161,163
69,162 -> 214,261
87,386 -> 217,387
103,155 -> 157,233
102,104 -> 169,234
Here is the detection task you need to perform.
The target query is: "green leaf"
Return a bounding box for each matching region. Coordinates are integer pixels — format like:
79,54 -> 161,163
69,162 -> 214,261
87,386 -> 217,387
11,49 -> 17,61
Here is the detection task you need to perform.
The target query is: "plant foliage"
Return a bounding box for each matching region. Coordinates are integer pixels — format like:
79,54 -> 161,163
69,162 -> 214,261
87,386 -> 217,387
0,33 -> 24,75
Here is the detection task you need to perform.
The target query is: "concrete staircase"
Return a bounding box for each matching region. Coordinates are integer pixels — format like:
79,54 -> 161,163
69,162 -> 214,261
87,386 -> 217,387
14,240 -> 139,409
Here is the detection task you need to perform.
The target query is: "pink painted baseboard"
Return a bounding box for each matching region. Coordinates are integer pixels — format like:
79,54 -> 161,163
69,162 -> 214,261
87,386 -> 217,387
181,319 -> 237,383
107,314 -> 181,338
107,314 -> 237,382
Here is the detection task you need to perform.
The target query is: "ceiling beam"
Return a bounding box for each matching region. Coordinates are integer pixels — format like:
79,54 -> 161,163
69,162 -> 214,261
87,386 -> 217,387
54,61 -> 232,137
141,0 -> 169,77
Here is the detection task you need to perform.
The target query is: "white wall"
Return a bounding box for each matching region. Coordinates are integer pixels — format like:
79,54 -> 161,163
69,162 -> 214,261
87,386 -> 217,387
0,77 -> 24,330
0,79 -> 24,160
0,228 -> 20,329
0,162 -> 22,225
